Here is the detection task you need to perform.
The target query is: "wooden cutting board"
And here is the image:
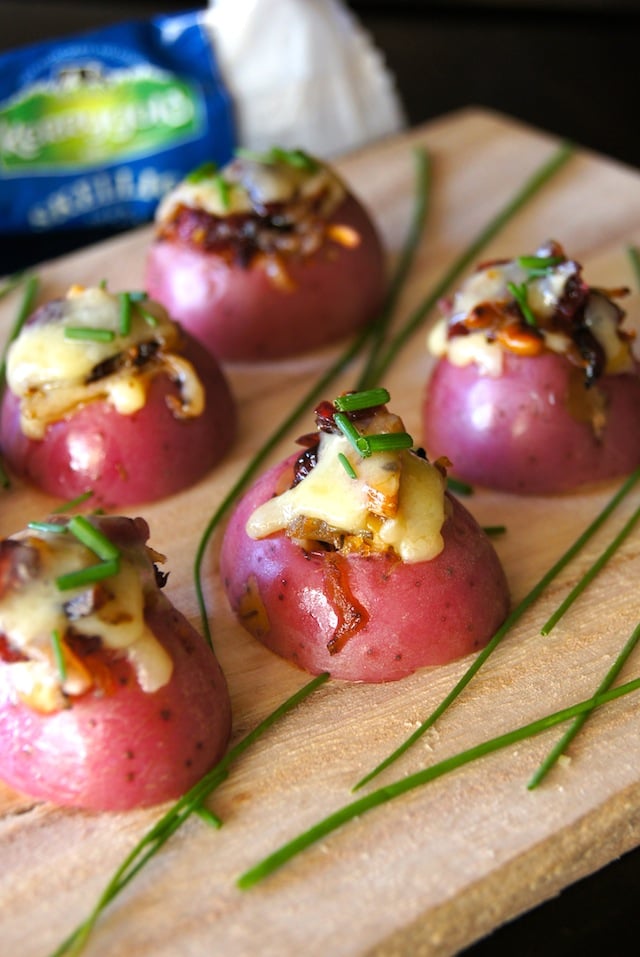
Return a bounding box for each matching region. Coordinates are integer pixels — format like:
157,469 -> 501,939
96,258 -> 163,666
2,107 -> 640,957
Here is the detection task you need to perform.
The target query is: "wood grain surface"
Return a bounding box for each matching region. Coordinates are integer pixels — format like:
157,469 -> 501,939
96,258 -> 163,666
2,108 -> 640,957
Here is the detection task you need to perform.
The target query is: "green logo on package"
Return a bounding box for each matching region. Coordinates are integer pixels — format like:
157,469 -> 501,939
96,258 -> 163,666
0,67 -> 202,171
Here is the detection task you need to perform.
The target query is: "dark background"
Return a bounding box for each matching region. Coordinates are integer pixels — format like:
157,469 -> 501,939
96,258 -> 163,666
1,2 -> 639,954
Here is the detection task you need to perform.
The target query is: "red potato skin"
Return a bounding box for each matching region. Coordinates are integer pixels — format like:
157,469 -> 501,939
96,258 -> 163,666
220,457 -> 510,682
0,590 -> 231,811
422,352 -> 640,495
144,195 -> 387,362
0,333 -> 236,508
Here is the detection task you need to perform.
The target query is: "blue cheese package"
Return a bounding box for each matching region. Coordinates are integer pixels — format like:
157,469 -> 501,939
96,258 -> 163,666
0,10 -> 236,234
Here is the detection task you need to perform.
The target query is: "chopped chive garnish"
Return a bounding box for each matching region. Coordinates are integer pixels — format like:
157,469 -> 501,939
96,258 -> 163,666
48,673 -> 329,957
627,244 -> 640,287
67,515 -> 120,561
51,629 -> 67,682
528,620 -> 640,790
118,292 -> 132,336
337,452 -> 357,479
237,662 -> 640,889
507,280 -> 538,326
483,525 -> 507,537
214,173 -> 231,210
365,432 -> 413,453
64,327 -> 115,343
186,161 -> 218,183
194,805 -> 223,829
28,520 -> 68,534
55,557 -> 119,592
334,388 -> 391,412
333,412 -> 371,457
517,254 -> 564,271
236,146 -> 318,171
354,463 -> 640,790
447,477 -> 474,495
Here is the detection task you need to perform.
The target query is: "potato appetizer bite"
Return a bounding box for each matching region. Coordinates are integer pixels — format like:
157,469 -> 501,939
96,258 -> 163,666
0,285 -> 236,507
423,241 -> 640,494
0,515 -> 231,810
145,147 -> 387,361
221,389 -> 509,682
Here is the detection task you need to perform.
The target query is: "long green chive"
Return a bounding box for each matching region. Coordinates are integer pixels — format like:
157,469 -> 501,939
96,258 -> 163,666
0,273 -> 39,395
51,630 -> 67,682
356,148 -> 431,389
528,620 -> 640,790
507,280 -> 538,326
117,292 -> 132,336
55,557 -> 119,592
64,327 -> 115,343
541,503 -> 640,636
354,464 -> 640,790
48,673 -> 329,957
28,521 -> 68,534
0,270 -> 26,300
333,411 -> 371,457
334,387 -> 391,412
337,452 -> 357,479
237,663 -> 640,889
365,432 -> 413,453
53,491 -> 95,514
359,141 -> 574,387
66,515 -> 120,561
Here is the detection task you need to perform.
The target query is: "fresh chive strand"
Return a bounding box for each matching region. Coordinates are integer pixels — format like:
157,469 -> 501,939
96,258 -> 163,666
55,557 -> 119,592
0,273 -> 39,396
52,490 -> 95,513
353,464 -> 640,790
528,620 -> 640,790
64,326 -> 115,343
66,515 -> 119,561
48,674 -> 329,957
28,521 -> 68,534
627,244 -> 640,286
51,630 -> 67,682
541,503 -> 640,636
446,476 -> 474,495
365,141 -> 574,386
517,254 -> 564,270
0,457 -> 10,490
483,525 -> 507,537
365,432 -> 413,452
507,280 -> 538,326
117,291 -> 132,336
334,387 -> 391,412
333,411 -> 371,457
337,452 -> 357,479
238,666 -> 640,889
356,147 -> 431,390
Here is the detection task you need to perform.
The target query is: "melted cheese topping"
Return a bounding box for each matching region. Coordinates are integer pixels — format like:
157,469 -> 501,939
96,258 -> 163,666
6,285 -> 204,439
156,151 -> 345,223
428,257 -> 634,376
247,431 -> 447,564
0,527 -> 172,713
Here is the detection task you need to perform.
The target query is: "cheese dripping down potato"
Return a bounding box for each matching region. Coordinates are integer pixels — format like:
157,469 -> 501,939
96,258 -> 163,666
220,390 -> 510,682
145,147 -> 387,361
0,285 -> 236,507
422,241 -> 640,494
0,515 -> 231,811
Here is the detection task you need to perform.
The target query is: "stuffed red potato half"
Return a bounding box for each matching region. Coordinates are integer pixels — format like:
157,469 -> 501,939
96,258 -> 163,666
0,514 -> 231,811
423,241 -> 640,494
220,391 -> 510,682
145,147 -> 387,362
0,285 -> 236,507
